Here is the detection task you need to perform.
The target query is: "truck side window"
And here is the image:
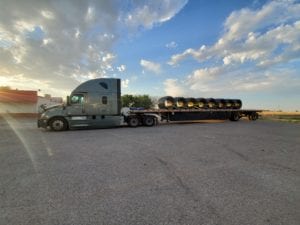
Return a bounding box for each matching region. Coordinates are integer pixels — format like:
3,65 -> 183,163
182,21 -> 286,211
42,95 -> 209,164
71,94 -> 84,104
99,82 -> 108,89
102,96 -> 107,104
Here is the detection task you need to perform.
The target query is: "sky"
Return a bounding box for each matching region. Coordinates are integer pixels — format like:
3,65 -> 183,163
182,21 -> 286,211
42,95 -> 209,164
0,0 -> 299,111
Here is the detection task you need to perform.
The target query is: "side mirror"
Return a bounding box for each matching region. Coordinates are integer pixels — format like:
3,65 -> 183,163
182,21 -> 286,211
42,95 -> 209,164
67,96 -> 70,106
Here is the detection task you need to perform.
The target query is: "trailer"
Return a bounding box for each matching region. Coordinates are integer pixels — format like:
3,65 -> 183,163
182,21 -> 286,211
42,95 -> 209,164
37,78 -> 262,131
123,108 -> 261,127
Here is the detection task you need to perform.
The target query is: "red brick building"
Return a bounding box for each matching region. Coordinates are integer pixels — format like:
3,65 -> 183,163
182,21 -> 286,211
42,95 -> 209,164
0,89 -> 38,114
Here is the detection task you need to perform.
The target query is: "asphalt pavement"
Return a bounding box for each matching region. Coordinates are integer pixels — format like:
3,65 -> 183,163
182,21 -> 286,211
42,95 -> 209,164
0,115 -> 299,225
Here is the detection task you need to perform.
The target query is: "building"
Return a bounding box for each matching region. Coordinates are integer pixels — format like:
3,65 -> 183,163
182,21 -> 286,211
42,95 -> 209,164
0,89 -> 38,114
0,89 -> 63,114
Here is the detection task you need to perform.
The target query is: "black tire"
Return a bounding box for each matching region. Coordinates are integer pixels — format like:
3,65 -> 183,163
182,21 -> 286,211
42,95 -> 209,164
249,112 -> 259,121
49,117 -> 68,131
230,112 -> 240,121
143,116 -> 155,127
128,117 -> 139,127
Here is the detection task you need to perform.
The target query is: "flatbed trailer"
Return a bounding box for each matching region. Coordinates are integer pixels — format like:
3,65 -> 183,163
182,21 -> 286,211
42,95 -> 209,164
124,108 -> 262,127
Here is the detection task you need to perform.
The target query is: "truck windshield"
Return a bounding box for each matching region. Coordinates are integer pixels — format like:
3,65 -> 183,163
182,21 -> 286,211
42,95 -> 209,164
70,94 -> 85,104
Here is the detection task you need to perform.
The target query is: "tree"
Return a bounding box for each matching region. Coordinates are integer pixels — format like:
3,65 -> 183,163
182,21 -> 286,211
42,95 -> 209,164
121,94 -> 135,107
121,94 -> 153,109
0,86 -> 11,91
134,95 -> 153,109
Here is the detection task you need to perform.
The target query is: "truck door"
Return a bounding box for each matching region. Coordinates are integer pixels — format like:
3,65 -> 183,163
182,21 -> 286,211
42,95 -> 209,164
67,93 -> 91,128
68,93 -> 86,115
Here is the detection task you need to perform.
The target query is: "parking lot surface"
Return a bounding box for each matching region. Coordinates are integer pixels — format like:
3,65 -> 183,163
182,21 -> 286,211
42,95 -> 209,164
0,115 -> 300,225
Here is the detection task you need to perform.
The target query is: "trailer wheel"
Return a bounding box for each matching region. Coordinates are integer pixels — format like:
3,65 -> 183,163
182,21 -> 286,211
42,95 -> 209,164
128,117 -> 139,127
249,112 -> 259,121
49,117 -> 68,131
230,112 -> 240,121
143,116 -> 155,127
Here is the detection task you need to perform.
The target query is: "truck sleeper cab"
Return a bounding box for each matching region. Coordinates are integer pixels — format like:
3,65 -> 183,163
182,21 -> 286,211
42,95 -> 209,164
38,78 -> 123,131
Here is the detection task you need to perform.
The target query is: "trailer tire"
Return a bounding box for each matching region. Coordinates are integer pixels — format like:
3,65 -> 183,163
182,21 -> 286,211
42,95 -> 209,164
143,116 -> 155,127
128,117 -> 139,127
49,117 -> 68,131
249,112 -> 259,121
230,112 -> 240,121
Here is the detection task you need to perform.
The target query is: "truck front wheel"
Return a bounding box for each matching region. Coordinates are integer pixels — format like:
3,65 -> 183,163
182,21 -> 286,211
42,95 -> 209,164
49,117 -> 68,131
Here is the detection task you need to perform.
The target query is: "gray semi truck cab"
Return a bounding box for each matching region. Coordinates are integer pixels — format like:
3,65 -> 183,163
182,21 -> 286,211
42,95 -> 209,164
38,78 -> 125,130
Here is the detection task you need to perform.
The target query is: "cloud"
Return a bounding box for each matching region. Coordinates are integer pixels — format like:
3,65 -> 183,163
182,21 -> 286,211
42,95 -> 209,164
124,0 -> 188,29
121,78 -> 129,88
0,0 -> 186,95
187,67 -> 223,82
169,0 -> 300,67
140,59 -> 161,74
163,79 -> 186,96
165,0 -> 300,100
166,41 -> 178,49
0,73 -> 71,97
168,45 -> 206,65
117,64 -> 126,72
163,67 -> 300,100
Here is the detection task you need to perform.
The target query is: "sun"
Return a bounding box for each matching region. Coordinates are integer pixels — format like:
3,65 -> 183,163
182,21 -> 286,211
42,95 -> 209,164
0,75 -> 11,87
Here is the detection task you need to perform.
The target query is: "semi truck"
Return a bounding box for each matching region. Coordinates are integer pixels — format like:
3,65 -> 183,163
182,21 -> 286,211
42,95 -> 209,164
38,78 -> 261,131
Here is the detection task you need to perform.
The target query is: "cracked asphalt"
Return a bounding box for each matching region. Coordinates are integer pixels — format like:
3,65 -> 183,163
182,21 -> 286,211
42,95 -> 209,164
0,115 -> 300,225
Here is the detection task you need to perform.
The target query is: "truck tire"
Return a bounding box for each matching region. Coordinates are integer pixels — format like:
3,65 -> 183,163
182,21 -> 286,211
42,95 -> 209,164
49,117 -> 68,131
143,116 -> 155,127
230,112 -> 240,121
249,112 -> 258,121
128,117 -> 139,127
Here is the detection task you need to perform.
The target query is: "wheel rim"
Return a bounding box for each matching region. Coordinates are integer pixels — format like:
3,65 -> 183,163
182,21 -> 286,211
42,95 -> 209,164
52,120 -> 64,130
130,118 -> 139,127
145,117 -> 154,126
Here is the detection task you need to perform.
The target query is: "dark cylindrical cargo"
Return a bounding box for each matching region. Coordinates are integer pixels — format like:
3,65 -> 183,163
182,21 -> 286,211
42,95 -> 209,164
174,97 -> 186,108
225,99 -> 235,109
215,98 -> 227,109
185,98 -> 197,108
196,98 -> 207,109
232,99 -> 242,109
206,98 -> 217,109
159,96 -> 242,110
158,96 -> 174,109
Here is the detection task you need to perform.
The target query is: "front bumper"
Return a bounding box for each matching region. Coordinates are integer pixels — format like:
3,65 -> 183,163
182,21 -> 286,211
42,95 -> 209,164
37,118 -> 48,128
